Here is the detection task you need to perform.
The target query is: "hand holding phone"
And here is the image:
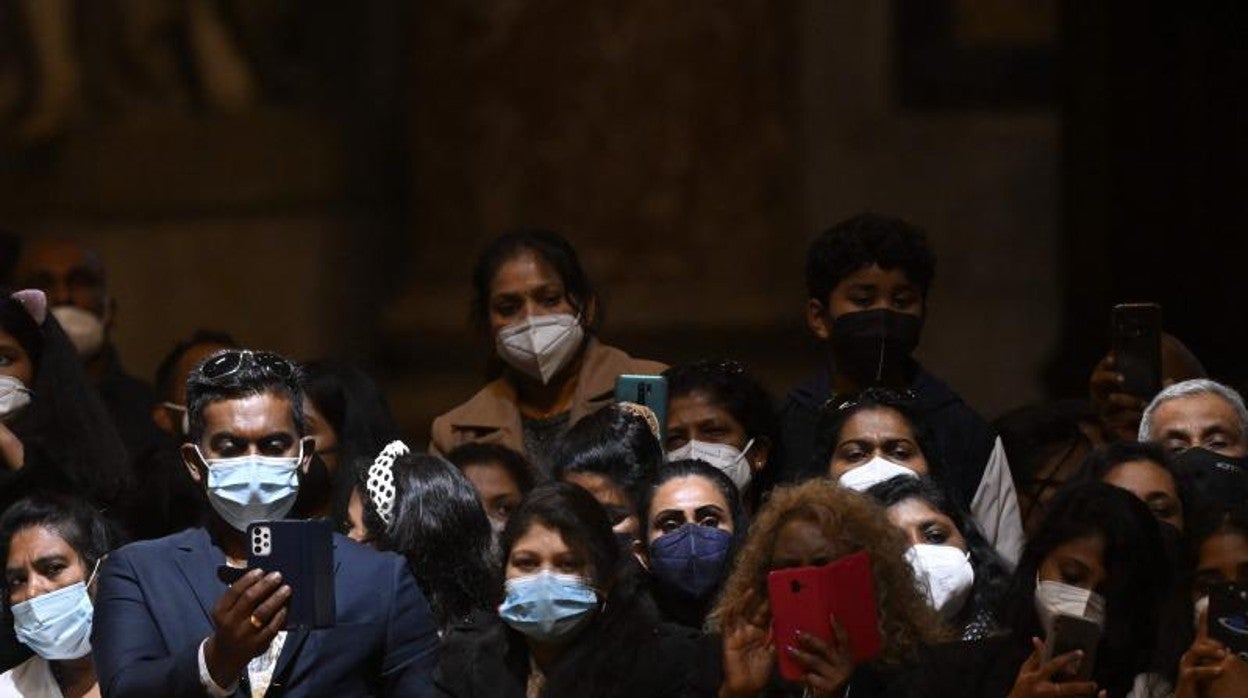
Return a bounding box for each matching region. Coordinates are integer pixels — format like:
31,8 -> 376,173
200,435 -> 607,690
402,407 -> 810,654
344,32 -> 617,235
1208,582 -> 1248,659
767,550 -> 882,681
1041,614 -> 1102,681
1111,303 -> 1162,399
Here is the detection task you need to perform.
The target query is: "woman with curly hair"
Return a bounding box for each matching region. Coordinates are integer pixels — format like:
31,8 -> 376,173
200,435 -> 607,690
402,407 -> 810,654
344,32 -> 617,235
710,478 -> 948,697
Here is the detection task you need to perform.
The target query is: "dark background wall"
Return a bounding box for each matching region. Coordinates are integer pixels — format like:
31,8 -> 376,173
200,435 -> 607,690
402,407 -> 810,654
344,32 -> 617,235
2,1 -> 1237,444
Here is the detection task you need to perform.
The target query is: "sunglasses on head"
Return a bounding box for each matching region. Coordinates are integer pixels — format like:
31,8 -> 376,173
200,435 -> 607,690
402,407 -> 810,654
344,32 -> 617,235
822,387 -> 918,414
199,350 -> 294,381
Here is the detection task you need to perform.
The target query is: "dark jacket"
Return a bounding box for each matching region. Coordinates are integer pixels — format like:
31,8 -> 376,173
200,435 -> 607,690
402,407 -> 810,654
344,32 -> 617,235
93,527 -> 440,697
434,615 -> 707,698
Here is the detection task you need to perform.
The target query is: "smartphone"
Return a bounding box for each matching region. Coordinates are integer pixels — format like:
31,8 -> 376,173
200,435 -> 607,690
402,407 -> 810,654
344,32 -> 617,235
767,550 -> 882,681
229,520 -> 336,629
614,375 -> 668,442
1111,303 -> 1162,399
768,565 -> 835,681
1043,614 -> 1102,681
1208,582 -> 1248,658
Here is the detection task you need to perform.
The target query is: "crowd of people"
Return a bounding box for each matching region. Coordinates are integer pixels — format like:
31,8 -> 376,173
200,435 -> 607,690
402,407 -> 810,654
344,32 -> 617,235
0,216 -> 1246,697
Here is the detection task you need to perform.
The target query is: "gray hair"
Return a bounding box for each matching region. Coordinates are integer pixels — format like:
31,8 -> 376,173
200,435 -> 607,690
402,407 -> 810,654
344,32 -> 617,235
1138,378 -> 1248,441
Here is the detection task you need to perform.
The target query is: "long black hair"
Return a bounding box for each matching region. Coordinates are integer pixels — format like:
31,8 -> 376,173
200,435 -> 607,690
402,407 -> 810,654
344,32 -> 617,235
1069,441 -> 1193,530
357,452 -> 497,630
499,482 -> 662,698
999,482 -> 1171,697
300,359 -> 402,523
0,292 -> 133,512
867,475 -> 1011,633
551,403 -> 663,512
0,494 -> 123,605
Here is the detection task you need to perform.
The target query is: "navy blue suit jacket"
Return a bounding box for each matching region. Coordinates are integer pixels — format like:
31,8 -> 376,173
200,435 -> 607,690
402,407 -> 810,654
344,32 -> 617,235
92,528 -> 440,697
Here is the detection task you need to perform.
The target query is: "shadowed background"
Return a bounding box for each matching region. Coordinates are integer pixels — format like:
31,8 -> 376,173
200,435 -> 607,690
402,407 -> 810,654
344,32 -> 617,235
1,0 -> 1243,443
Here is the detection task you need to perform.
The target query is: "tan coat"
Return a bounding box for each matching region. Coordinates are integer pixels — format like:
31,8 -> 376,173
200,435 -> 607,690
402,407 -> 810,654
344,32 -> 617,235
428,339 -> 667,455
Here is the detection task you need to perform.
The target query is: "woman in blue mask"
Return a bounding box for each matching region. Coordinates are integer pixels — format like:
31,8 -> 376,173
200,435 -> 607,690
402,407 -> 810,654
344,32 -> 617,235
434,482 -> 703,697
638,460 -> 747,629
0,494 -> 119,697
906,482 -> 1174,698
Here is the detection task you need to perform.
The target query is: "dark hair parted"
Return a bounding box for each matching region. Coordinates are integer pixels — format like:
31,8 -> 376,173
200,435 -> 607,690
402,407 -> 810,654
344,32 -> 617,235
1000,482 -> 1171,697
551,403 -> 663,509
153,329 -> 239,399
470,228 -> 599,332
499,482 -> 667,698
805,212 -> 936,303
1070,441 -> 1193,529
0,494 -> 122,604
357,452 -> 497,630
812,387 -> 941,479
185,350 -> 306,444
638,459 -> 748,547
0,292 -> 133,509
711,478 -> 949,664
866,475 -> 1011,632
662,359 -> 778,448
446,442 -> 536,495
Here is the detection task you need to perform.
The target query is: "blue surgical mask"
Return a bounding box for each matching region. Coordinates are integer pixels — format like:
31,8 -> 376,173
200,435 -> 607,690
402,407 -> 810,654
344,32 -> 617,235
648,523 -> 733,601
12,562 -> 99,661
198,444 -> 304,532
498,571 -> 598,642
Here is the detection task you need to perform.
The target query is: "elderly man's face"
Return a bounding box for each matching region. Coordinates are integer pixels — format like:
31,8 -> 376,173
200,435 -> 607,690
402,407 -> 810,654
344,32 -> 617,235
1150,393 -> 1248,457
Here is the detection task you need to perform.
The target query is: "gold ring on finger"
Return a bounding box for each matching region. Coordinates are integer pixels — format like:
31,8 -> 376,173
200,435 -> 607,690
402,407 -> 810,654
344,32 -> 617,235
249,613 -> 264,630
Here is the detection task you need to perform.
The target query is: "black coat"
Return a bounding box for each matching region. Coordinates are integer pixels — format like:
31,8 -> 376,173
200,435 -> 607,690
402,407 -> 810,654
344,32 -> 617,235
434,615 -> 711,698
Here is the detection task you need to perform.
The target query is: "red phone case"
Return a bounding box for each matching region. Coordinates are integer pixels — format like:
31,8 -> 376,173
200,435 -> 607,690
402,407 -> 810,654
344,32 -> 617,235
766,551 -> 882,682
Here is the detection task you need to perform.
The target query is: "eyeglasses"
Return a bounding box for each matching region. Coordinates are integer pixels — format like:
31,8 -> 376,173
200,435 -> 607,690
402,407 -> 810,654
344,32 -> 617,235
199,350 -> 294,382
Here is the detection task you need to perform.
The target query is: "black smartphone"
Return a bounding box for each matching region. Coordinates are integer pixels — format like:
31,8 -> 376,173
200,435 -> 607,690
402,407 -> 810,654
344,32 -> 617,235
227,520 -> 336,629
1208,582 -> 1248,659
1043,614 -> 1102,682
1111,303 -> 1162,399
614,375 -> 668,442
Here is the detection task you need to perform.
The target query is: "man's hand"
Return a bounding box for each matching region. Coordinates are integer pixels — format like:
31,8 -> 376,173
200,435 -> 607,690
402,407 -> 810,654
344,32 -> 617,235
1089,354 -> 1147,442
0,422 -> 23,472
203,569 -> 290,688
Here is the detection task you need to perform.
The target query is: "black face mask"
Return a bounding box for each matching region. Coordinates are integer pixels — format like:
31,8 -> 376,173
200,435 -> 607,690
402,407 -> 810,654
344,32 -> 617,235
829,309 -> 922,384
1174,447 -> 1248,513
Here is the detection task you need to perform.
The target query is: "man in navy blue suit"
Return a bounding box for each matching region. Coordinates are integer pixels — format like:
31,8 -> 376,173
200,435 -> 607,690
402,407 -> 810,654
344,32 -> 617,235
92,349 -> 440,696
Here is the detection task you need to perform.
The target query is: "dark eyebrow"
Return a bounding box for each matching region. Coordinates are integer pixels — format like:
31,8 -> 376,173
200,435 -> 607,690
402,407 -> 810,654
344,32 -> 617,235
692,505 -> 727,519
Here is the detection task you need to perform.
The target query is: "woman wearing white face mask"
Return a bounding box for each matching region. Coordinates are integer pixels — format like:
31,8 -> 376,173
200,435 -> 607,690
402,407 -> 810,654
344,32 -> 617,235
429,229 -> 665,477
0,495 -> 119,697
904,483 -> 1174,698
662,360 -> 776,512
867,475 -> 1011,641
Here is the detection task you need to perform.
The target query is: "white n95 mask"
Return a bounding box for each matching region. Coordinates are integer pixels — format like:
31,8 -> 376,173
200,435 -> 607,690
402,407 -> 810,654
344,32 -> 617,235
837,456 -> 919,492
495,314 -> 584,384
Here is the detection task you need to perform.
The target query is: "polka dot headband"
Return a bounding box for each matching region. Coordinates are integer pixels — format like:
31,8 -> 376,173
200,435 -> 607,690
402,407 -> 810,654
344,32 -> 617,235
366,440 -> 410,527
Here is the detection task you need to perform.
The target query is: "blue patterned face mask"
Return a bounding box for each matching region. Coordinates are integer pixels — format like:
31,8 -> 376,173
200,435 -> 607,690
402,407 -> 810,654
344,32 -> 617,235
498,571 -> 599,642
12,560 -> 100,661
198,444 -> 305,531
648,523 -> 733,601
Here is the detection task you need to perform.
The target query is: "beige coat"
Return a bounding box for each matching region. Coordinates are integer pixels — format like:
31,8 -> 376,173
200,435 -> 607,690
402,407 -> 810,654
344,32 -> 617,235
428,339 -> 666,456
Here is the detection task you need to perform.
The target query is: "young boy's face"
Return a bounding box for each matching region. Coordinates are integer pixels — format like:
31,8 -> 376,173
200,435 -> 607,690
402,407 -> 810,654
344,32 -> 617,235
807,264 -> 925,342
826,264 -> 923,319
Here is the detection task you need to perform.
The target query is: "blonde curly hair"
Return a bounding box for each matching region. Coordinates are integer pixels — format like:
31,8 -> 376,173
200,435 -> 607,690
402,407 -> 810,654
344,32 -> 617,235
709,478 -> 950,664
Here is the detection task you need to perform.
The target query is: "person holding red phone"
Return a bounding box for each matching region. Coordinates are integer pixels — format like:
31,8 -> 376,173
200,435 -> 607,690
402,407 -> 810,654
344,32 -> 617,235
710,479 -> 947,697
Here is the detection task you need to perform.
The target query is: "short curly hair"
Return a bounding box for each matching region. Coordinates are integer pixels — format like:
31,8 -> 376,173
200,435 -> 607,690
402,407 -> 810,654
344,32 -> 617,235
709,478 -> 949,664
805,213 -> 936,303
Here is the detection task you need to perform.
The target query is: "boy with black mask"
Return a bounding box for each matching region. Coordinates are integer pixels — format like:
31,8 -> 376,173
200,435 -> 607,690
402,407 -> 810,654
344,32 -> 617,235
776,213 -> 1024,565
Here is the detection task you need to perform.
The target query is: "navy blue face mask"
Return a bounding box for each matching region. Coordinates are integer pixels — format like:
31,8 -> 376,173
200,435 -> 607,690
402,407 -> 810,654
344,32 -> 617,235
648,524 -> 733,601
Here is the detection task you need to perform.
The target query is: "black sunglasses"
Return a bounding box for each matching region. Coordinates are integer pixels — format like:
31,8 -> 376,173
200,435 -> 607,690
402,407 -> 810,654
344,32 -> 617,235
200,350 -> 294,381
